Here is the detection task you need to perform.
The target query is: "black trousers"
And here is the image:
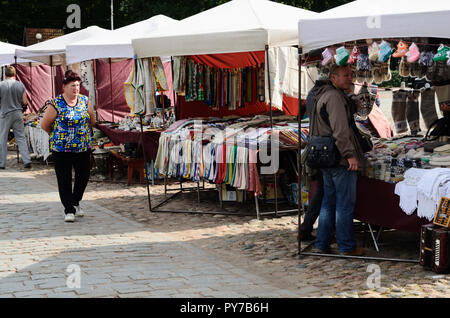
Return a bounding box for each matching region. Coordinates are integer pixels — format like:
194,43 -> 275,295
53,151 -> 91,214
300,170 -> 324,235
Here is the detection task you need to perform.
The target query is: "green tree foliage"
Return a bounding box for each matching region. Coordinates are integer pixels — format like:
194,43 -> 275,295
0,0 -> 352,45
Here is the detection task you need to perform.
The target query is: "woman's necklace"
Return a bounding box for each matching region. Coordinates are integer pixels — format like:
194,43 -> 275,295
63,94 -> 77,107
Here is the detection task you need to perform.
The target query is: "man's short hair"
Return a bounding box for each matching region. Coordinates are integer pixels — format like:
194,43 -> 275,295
5,66 -> 16,77
329,64 -> 350,78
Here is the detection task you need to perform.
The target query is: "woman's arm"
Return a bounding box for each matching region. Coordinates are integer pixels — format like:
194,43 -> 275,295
40,106 -> 57,135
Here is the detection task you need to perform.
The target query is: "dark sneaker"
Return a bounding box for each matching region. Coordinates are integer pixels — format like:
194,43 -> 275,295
341,247 -> 364,256
24,163 -> 31,169
298,232 -> 316,241
0,167 -> 4,170
310,246 -> 330,254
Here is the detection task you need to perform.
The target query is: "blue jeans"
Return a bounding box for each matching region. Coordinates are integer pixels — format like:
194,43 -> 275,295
315,166 -> 357,253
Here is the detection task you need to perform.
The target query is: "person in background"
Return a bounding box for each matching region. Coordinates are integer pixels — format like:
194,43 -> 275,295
0,66 -> 31,169
299,78 -> 327,241
41,70 -> 96,222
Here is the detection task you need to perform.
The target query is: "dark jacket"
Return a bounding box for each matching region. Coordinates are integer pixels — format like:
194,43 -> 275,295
310,81 -> 364,166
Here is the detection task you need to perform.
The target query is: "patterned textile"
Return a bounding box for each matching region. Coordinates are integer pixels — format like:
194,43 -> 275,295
391,89 -> 408,134
406,90 -> 421,134
151,57 -> 168,92
50,94 -> 91,153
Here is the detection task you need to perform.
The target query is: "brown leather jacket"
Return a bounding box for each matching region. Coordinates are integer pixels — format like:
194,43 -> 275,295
310,81 -> 364,166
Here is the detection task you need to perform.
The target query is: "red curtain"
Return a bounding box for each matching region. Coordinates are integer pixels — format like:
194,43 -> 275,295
94,59 -> 133,122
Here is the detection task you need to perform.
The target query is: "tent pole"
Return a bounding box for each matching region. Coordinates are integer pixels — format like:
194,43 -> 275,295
50,56 -> 54,98
139,114 -> 153,212
265,45 -> 278,216
93,59 -> 99,121
29,62 -> 32,113
297,47 -> 304,257
170,56 -> 178,121
109,58 -> 115,123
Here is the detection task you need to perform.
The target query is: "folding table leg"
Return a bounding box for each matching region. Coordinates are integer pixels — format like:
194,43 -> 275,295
368,223 -> 380,252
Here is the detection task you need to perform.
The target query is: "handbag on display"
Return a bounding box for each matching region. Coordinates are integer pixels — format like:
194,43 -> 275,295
305,103 -> 340,169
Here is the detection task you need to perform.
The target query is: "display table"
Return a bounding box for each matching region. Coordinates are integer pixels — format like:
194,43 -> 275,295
309,175 -> 430,233
354,176 -> 431,233
96,124 -> 161,161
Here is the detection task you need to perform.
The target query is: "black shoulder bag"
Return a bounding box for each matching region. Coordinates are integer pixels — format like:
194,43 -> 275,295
305,103 -> 340,169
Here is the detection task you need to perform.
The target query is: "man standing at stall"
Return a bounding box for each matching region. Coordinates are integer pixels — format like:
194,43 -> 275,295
0,66 -> 31,169
312,64 -> 364,256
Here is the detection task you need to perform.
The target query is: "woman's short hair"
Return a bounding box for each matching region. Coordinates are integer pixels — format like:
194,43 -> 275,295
63,70 -> 81,85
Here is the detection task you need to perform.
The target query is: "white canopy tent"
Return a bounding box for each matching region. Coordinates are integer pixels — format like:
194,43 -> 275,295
298,0 -> 450,54
15,26 -> 112,66
131,0 -> 318,57
66,15 -> 179,65
0,41 -> 34,66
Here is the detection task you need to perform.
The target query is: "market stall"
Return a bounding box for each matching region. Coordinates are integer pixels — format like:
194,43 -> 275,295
131,0 -> 318,216
297,0 -> 450,261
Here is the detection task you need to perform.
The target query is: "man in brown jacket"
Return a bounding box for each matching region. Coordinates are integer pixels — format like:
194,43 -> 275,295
312,64 -> 364,256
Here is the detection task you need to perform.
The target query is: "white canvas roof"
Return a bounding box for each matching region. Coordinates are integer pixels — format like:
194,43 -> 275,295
15,26 -> 112,66
0,42 -> 34,66
66,15 -> 179,64
299,0 -> 450,53
132,0 -> 318,58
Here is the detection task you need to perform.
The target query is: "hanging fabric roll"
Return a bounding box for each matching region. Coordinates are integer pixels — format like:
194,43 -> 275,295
420,86 -> 438,129
252,66 -> 257,103
246,67 -> 252,103
197,64 -> 204,101
152,57 -> 169,92
192,62 -> 198,101
236,68 -> 242,108
391,89 -> 409,134
185,59 -> 193,101
241,67 -> 247,106
222,69 -> 227,107
258,63 -> 265,102
406,89 -> 421,135
144,58 -> 157,115
205,65 -> 211,105
216,69 -> 221,110
230,69 -> 237,110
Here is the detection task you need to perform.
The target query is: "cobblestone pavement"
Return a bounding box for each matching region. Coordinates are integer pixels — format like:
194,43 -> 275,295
1,150 -> 450,298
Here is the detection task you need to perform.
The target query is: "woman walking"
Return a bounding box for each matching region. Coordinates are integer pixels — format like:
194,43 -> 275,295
41,70 -> 96,222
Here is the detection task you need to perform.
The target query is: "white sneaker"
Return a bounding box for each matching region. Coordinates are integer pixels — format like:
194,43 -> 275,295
64,213 -> 75,222
75,206 -> 85,217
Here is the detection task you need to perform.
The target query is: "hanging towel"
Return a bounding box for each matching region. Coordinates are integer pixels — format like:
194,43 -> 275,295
420,87 -> 438,129
258,63 -> 265,102
197,64 -> 204,101
246,67 -> 252,103
152,57 -> 168,92
391,89 -> 408,134
406,90 -> 421,134
143,58 -> 156,115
